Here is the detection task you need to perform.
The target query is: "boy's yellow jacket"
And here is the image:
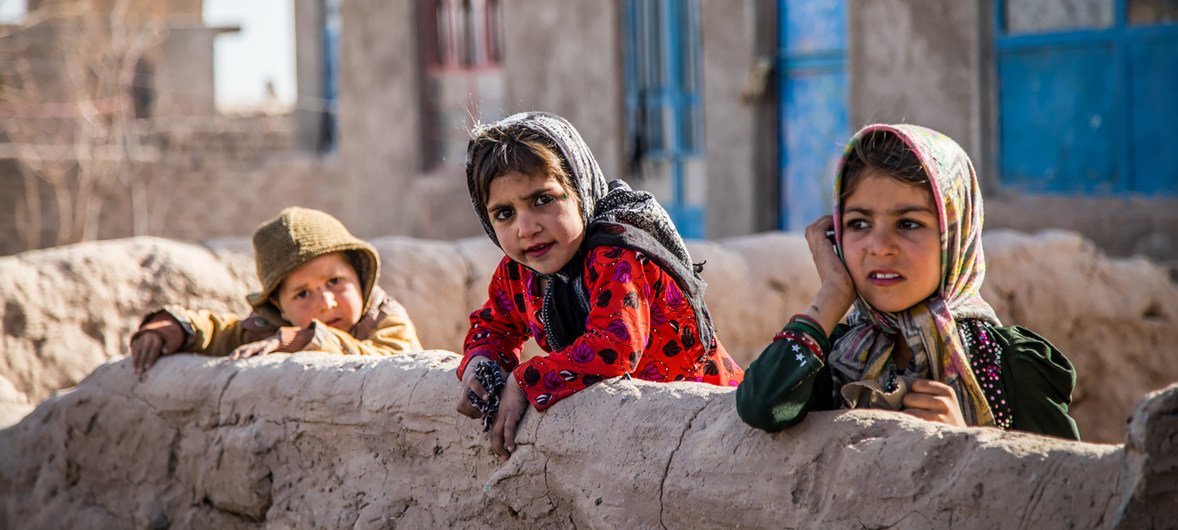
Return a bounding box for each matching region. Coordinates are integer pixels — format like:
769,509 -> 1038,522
144,286 -> 421,356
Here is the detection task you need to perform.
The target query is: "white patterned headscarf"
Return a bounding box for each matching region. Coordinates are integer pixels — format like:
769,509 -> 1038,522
827,124 -> 999,427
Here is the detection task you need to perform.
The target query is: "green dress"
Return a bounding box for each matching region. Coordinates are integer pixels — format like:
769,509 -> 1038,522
735,320 -> 1081,440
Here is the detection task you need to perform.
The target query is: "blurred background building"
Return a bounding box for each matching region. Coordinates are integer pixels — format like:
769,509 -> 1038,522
0,0 -> 1175,266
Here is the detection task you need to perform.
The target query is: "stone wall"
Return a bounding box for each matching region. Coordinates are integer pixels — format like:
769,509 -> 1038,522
1,231 -> 1177,444
1,351 -> 1174,528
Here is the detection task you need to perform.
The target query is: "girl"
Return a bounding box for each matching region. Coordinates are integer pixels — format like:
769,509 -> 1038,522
456,112 -> 744,458
736,124 -> 1079,440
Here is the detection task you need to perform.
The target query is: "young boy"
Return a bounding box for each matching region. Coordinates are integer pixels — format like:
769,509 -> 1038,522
130,207 -> 422,375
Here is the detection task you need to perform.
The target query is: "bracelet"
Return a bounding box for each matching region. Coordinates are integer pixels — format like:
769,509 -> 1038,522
789,313 -> 823,333
772,329 -> 825,361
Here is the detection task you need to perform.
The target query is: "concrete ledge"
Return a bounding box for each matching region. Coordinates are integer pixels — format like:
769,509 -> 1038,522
4,352 -> 1167,528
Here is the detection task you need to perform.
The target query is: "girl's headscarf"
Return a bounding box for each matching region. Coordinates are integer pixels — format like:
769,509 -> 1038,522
827,124 -> 999,427
465,112 -> 717,353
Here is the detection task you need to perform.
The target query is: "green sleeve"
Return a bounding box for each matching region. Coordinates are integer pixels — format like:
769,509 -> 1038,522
994,326 -> 1081,440
735,322 -> 839,432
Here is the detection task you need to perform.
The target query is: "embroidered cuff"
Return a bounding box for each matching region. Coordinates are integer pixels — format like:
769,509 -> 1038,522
132,312 -> 187,354
276,326 -> 315,353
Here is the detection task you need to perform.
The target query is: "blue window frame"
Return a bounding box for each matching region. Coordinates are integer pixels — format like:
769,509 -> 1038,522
322,0 -> 341,151
995,0 -> 1178,195
777,0 -> 849,231
623,0 -> 705,238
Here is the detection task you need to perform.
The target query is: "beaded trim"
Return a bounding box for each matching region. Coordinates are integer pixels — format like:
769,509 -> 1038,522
960,321 -> 1014,430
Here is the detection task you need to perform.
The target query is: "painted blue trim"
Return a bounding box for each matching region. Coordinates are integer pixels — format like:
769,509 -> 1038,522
776,0 -> 849,230
782,53 -> 847,71
995,0 -> 1178,196
996,29 -> 1119,50
1113,0 -> 1131,191
622,0 -> 706,236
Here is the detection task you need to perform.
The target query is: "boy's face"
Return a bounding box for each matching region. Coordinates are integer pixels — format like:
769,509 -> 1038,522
275,252 -> 365,330
840,167 -> 942,313
486,170 -> 585,275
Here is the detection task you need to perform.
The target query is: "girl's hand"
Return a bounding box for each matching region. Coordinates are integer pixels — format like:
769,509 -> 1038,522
801,215 -> 856,334
902,379 -> 967,427
491,373 -> 528,460
131,332 -> 166,377
456,359 -> 495,418
230,335 -> 281,360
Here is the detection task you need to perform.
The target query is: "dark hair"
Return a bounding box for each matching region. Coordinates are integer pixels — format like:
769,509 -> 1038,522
467,124 -> 576,211
839,130 -> 929,200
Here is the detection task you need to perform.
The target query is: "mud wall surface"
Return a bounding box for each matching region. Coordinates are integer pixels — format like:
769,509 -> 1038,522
3,352 -> 1173,528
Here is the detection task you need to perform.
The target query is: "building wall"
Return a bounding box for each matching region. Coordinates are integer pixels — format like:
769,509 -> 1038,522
153,25 -> 219,118
700,0 -> 759,238
849,0 -> 1178,263
500,0 -> 625,181
335,0 -> 423,239
848,0 -> 986,180
292,0 -> 327,152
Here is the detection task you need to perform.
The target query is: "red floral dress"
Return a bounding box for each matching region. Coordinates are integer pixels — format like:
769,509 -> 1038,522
459,245 -> 744,410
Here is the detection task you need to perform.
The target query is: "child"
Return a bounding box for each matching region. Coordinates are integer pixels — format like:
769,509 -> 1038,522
736,124 -> 1080,440
130,207 -> 422,375
456,112 -> 744,458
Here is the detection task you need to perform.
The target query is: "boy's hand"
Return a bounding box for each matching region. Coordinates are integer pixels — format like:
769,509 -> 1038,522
491,373 -> 528,460
902,379 -> 967,427
131,332 -> 166,376
230,335 -> 281,360
457,359 -> 494,418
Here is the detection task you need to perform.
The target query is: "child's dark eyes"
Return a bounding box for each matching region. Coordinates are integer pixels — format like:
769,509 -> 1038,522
490,194 -> 556,222
844,218 -> 927,231
326,277 -> 341,287
293,290 -> 309,300
491,207 -> 514,222
844,218 -> 869,231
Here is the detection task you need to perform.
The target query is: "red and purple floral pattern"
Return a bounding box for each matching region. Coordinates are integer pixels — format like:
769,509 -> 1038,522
460,246 -> 744,410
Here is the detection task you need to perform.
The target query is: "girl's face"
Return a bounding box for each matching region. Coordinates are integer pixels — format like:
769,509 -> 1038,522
486,170 -> 585,275
840,167 -> 942,313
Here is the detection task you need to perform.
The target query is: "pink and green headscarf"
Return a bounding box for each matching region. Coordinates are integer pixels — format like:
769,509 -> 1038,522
827,124 -> 999,427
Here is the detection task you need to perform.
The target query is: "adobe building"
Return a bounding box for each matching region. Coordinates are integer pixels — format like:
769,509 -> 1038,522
1,0 -> 1175,267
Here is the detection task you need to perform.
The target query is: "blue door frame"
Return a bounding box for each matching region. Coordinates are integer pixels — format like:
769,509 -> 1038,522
623,0 -> 706,238
777,0 -> 849,231
322,0 -> 341,151
995,0 -> 1178,195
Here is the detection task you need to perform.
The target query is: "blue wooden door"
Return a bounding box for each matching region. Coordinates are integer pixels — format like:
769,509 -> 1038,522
995,0 -> 1178,195
623,0 -> 706,238
777,0 -> 849,231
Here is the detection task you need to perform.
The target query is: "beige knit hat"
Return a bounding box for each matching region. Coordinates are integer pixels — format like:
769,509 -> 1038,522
246,207 -> 380,322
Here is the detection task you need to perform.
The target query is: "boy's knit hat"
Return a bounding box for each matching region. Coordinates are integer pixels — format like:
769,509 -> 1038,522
246,207 -> 380,321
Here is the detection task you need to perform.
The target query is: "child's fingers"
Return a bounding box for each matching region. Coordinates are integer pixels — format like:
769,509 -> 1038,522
490,413 -> 509,459
903,408 -> 938,423
909,378 -> 954,397
467,378 -> 490,402
456,391 -> 483,418
132,335 -> 161,375
502,409 -> 520,454
901,391 -> 947,413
